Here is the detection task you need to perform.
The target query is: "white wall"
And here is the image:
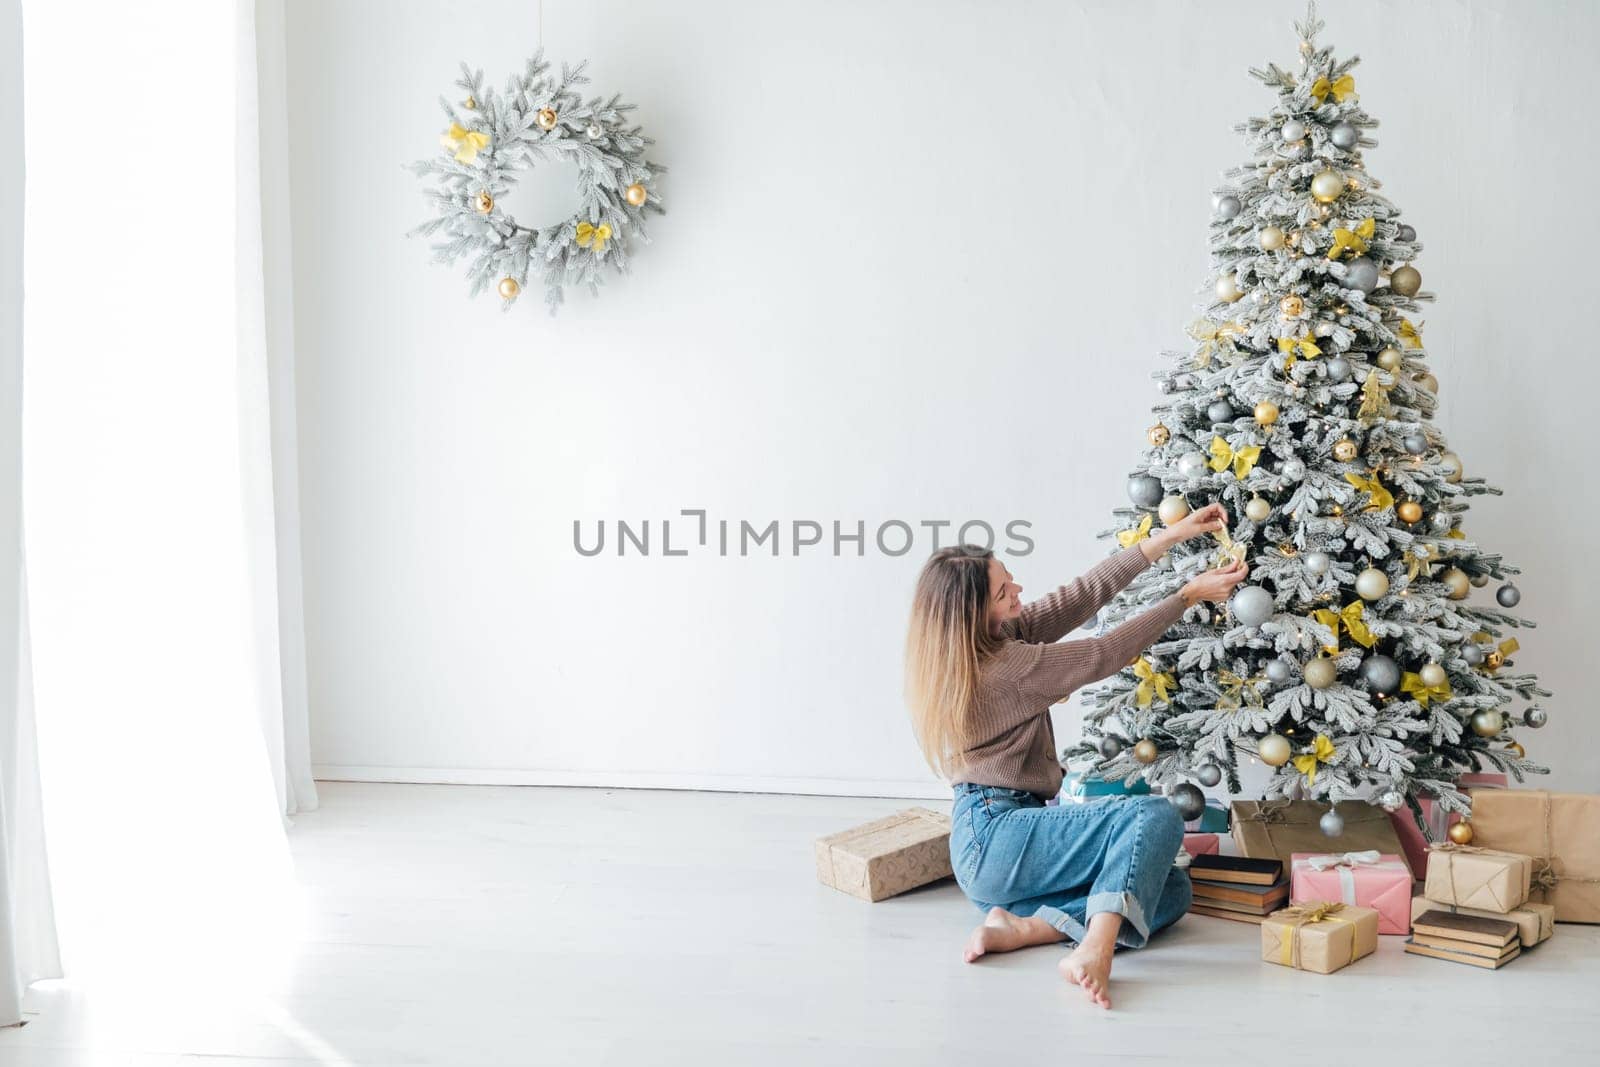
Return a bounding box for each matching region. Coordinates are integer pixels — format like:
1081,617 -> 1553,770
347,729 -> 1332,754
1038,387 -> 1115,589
284,0 -> 1600,798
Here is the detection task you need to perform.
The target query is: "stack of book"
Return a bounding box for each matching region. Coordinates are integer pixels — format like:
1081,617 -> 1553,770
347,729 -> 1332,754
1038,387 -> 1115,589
1188,855 -> 1288,923
1405,910 -> 1521,969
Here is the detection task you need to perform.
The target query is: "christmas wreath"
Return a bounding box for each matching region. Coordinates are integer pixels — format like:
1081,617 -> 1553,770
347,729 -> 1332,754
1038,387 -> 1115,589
408,52 -> 663,313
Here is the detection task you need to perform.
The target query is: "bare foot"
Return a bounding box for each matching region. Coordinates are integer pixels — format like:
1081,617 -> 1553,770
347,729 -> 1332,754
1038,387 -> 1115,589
962,907 -> 1063,962
1059,941 -> 1114,1008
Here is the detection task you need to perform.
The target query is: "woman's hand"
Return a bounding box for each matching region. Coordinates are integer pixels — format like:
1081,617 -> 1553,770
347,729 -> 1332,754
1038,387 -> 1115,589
1166,502 -> 1229,544
1181,559 -> 1249,606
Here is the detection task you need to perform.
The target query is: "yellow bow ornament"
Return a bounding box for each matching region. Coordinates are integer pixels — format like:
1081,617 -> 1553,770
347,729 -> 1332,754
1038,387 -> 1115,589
1400,671 -> 1452,707
1278,334 -> 1322,368
440,122 -> 491,164
1327,217 -> 1375,260
1311,601 -> 1376,652
1311,73 -> 1357,104
1117,513 -> 1153,548
1217,669 -> 1267,710
1212,523 -> 1247,567
1403,544 -> 1436,582
1292,733 -> 1337,784
1343,471 -> 1394,512
575,221 -> 613,252
1132,657 -> 1174,707
1209,436 -> 1262,480
1187,320 -> 1245,367
1397,318 -> 1424,350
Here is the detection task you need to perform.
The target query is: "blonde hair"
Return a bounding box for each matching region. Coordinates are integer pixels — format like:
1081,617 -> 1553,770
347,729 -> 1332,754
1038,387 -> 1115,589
903,545 -> 1008,780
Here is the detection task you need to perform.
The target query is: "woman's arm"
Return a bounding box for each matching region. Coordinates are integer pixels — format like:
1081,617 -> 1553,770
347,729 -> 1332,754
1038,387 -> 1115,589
1015,590 -> 1195,705
1013,544 -> 1154,644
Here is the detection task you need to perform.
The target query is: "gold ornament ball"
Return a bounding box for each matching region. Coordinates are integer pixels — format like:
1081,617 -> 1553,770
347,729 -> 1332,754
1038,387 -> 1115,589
1304,657 -> 1338,690
473,190 -> 494,214
1484,649 -> 1506,671
1148,424 -> 1171,446
625,183 -> 649,207
1159,495 -> 1191,526
1376,347 -> 1402,371
1216,274 -> 1245,303
497,276 -> 521,300
1419,662 -> 1448,689
1441,567 -> 1470,600
1332,438 -> 1358,462
535,107 -> 559,131
1471,709 -> 1505,737
1507,741 -> 1526,759
1356,566 -> 1390,601
1133,739 -> 1159,764
1310,169 -> 1345,203
1415,372 -> 1439,393
1447,821 -> 1475,845
1258,733 -> 1292,767
1260,225 -> 1287,251
1279,294 -> 1305,318
1254,400 -> 1280,426
463,95 -> 478,110
1390,264 -> 1422,297
1397,501 -> 1423,523
1245,496 -> 1271,523
1440,451 -> 1463,483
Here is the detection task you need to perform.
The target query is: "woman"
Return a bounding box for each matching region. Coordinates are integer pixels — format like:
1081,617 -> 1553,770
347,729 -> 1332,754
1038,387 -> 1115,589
903,502 -> 1246,1008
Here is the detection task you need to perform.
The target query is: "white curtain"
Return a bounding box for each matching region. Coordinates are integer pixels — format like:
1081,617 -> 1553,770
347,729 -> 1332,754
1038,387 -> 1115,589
1,0 -> 63,1026
240,0 -> 318,820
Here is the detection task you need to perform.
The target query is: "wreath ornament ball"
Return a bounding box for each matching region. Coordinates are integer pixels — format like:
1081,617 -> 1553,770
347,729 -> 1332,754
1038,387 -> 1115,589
408,52 -> 664,314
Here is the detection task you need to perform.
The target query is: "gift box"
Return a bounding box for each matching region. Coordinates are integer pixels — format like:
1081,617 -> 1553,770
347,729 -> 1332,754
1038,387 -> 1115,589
1232,800 -> 1414,878
1261,902 -> 1380,974
814,808 -> 952,902
1183,833 -> 1220,856
1060,772 -> 1151,804
1390,773 -> 1508,875
1410,895 -> 1554,948
1422,843 -> 1532,913
1186,802 -> 1229,833
1290,851 -> 1412,935
1468,789 -> 1600,923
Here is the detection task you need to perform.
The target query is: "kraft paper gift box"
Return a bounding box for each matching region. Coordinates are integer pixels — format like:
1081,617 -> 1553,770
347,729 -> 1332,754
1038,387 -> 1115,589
1232,799 -> 1414,878
1422,843 -> 1532,913
1468,789 -> 1600,923
1410,895 -> 1555,947
1261,902 -> 1379,974
1391,773 -> 1508,875
814,808 -> 952,902
1183,833 -> 1220,856
1290,851 -> 1412,935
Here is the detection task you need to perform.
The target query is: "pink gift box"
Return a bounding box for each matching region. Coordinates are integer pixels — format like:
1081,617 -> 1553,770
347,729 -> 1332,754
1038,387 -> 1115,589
1183,833 -> 1220,856
1290,851 -> 1413,935
1389,773 -> 1508,875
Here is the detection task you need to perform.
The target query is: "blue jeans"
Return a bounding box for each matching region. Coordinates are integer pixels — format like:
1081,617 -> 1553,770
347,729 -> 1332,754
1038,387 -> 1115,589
949,784 -> 1192,948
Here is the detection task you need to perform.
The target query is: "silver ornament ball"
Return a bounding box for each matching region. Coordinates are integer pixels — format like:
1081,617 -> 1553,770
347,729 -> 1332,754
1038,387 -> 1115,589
1325,357 -> 1353,382
1207,399 -> 1236,425
1282,458 -> 1306,481
1360,653 -> 1401,694
1330,121 -> 1359,149
1419,663 -> 1448,689
1496,583 -> 1522,608
1524,706 -> 1548,729
1470,573 -> 1490,588
1196,763 -> 1223,787
1098,735 -> 1124,760
1376,790 -> 1405,813
1343,256 -> 1380,294
1303,550 -> 1331,576
1461,643 -> 1485,667
1355,566 -> 1390,602
1471,710 -> 1504,738
1403,433 -> 1428,455
1281,120 -> 1307,142
1265,658 -> 1293,684
1397,223 -> 1417,242
1320,808 -> 1346,837
1429,510 -> 1455,533
1230,585 -> 1276,628
1215,195 -> 1242,220
585,122 -> 604,140
1177,451 -> 1208,479
1128,475 -> 1164,508
1169,783 -> 1207,822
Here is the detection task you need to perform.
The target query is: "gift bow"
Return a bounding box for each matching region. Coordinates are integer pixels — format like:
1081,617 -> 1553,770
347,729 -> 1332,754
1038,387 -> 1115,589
1132,657 -> 1174,707
440,122 -> 491,164
1311,601 -> 1377,652
1291,733 -> 1336,784
1274,901 -> 1359,969
1217,669 -> 1266,709
1311,73 -> 1357,104
1187,320 -> 1245,367
1208,436 -> 1261,479
1299,851 -> 1407,907
1277,335 -> 1322,367
1117,513 -> 1153,548
1327,217 -> 1374,260
1397,318 -> 1424,349
1400,671 -> 1452,706
1212,524 -> 1247,568
1343,471 -> 1394,511
575,220 -> 613,252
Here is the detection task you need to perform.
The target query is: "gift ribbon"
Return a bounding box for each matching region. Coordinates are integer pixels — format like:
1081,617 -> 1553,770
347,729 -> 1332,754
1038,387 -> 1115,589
1310,601 -> 1377,652
1400,671 -> 1451,706
575,220 -> 613,252
439,122 -> 490,164
1327,217 -> 1374,260
1217,669 -> 1266,710
1116,513 -> 1153,548
1132,657 -> 1174,707
1209,436 -> 1262,479
1291,734 -> 1336,785
1274,902 -> 1358,969
1311,73 -> 1357,104
1277,335 -> 1322,368
1343,471 -> 1394,511
1299,850 -> 1406,905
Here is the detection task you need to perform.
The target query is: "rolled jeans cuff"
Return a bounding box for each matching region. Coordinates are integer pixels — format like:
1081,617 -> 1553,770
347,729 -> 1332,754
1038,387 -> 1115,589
1034,891 -> 1153,948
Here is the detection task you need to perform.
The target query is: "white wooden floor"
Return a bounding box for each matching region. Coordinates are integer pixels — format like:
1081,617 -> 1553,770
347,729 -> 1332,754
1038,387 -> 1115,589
4,782 -> 1598,1065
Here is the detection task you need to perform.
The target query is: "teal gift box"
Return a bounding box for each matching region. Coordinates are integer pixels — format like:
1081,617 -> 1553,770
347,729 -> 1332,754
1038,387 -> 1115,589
1060,772 -> 1152,804
1189,802 -> 1229,832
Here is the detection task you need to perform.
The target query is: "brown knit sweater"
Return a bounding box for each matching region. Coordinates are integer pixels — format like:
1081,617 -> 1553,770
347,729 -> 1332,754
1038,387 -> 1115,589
950,543 -> 1189,799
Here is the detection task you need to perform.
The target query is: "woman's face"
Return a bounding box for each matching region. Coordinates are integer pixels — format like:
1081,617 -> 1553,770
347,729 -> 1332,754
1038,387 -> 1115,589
986,558 -> 1023,633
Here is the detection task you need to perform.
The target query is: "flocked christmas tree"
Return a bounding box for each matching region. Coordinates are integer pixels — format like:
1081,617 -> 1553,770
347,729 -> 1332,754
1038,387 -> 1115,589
1068,5 -> 1550,839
